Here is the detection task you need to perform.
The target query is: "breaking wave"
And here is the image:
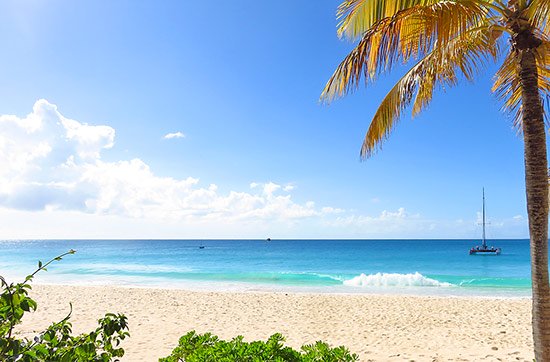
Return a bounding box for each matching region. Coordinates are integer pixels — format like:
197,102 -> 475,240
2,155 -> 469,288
343,272 -> 453,288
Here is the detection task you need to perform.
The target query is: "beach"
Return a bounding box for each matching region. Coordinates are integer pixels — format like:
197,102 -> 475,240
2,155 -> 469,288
15,285 -> 532,361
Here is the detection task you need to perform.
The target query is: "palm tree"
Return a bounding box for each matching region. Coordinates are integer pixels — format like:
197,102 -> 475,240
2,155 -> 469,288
321,0 -> 550,359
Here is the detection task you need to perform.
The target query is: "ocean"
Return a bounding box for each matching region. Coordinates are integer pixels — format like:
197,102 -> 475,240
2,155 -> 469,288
0,239 -> 534,297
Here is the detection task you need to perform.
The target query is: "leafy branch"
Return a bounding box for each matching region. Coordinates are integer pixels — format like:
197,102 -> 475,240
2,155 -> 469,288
0,250 -> 129,362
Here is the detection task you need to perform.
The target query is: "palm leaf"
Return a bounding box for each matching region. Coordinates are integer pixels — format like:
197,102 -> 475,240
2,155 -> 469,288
336,0 -> 505,40
337,0 -> 437,39
322,1 -> 489,102
526,0 -> 550,36
492,40 -> 550,127
361,27 -> 501,157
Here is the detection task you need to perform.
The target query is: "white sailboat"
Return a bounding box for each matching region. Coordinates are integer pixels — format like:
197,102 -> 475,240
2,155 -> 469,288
469,188 -> 501,255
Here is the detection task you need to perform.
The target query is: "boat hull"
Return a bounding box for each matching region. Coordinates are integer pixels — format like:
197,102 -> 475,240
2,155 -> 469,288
469,248 -> 501,255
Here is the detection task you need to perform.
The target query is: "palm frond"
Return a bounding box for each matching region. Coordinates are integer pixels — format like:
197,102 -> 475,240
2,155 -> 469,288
337,0 -> 435,39
336,0 -> 506,40
526,0 -> 550,36
492,40 -> 550,127
322,1 -> 490,102
361,27 -> 501,158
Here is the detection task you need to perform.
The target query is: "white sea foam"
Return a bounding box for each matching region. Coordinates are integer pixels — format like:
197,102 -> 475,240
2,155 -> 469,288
343,272 -> 453,288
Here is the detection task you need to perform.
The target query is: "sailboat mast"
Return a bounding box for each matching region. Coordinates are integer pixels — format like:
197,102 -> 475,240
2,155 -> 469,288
482,188 -> 486,248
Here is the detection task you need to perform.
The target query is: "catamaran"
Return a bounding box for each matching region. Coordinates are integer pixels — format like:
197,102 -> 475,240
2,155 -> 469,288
469,188 -> 501,255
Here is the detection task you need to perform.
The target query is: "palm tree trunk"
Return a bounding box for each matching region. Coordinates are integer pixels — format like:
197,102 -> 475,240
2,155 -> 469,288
518,49 -> 550,361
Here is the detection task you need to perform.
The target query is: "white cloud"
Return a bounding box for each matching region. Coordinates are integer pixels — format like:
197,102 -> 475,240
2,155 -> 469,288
0,100 -> 530,239
0,100 -> 335,225
323,208 -> 527,238
327,207 -> 427,237
380,207 -> 409,220
0,100 -> 115,211
163,131 -> 185,139
283,184 -> 295,192
263,182 -> 281,196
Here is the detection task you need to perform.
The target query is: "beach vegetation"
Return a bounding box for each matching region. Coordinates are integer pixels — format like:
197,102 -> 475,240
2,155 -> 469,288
0,250 -> 129,362
159,330 -> 358,362
322,0 -> 550,359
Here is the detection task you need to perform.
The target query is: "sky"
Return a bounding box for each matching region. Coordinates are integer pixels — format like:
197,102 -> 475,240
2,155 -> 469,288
0,0 -> 540,239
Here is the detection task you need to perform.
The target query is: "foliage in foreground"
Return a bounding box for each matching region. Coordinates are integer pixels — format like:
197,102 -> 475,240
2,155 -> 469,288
159,330 -> 358,362
0,250 -> 129,362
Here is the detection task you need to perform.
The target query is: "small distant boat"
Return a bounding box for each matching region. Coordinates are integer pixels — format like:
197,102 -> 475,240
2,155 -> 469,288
266,238 -> 271,242
199,246 -> 205,249
469,188 -> 501,255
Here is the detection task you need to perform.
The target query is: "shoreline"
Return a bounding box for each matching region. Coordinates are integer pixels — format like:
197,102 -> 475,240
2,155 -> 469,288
16,284 -> 533,361
26,279 -> 533,299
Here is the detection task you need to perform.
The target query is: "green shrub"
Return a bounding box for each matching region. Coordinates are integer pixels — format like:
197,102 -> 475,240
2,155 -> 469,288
159,330 -> 358,362
0,250 -> 129,362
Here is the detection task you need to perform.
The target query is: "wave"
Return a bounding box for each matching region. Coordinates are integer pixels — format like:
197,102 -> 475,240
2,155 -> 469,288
280,271 -> 345,282
343,272 -> 453,288
456,277 -> 530,289
182,271 -> 344,286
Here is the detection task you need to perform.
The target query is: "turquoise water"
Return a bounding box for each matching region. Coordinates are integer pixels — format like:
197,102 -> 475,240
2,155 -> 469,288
0,239 -> 534,297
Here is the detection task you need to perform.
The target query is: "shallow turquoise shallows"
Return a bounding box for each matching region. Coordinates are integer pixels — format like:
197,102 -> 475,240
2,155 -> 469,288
0,239 -> 536,297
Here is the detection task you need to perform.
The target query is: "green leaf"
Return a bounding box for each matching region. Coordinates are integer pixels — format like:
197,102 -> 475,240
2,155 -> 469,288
20,299 -> 30,312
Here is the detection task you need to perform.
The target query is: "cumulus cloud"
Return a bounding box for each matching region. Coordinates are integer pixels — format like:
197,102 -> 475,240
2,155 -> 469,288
163,131 -> 185,139
0,100 -> 529,239
0,100 -> 335,224
0,100 -> 115,211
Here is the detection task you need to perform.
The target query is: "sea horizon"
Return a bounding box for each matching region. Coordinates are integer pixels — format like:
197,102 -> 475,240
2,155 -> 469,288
1,238 -> 533,241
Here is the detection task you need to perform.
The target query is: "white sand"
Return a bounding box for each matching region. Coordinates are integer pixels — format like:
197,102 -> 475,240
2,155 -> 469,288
15,285 -> 532,361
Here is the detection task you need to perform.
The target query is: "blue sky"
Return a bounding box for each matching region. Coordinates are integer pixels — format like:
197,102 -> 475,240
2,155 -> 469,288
0,0 -> 537,239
